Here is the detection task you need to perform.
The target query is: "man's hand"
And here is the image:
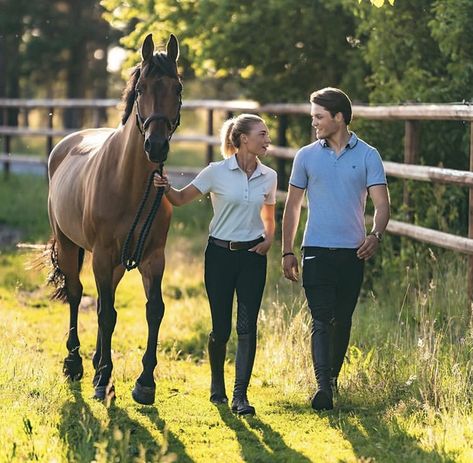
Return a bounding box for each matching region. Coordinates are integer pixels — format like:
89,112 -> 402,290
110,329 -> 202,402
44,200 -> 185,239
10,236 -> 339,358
356,234 -> 379,260
282,254 -> 299,281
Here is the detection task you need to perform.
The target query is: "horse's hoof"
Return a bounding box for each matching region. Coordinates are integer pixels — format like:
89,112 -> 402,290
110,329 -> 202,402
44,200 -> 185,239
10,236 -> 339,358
93,384 -> 116,404
63,357 -> 83,381
132,382 -> 155,405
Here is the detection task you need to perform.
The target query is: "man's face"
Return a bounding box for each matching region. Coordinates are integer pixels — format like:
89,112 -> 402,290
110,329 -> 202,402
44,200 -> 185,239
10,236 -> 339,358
310,103 -> 340,140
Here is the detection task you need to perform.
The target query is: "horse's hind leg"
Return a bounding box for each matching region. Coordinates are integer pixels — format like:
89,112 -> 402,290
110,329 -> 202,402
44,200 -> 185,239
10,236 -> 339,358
53,232 -> 85,380
132,252 -> 166,405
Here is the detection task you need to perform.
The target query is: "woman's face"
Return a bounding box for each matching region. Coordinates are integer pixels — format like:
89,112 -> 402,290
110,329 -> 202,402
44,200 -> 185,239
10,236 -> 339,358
242,122 -> 271,156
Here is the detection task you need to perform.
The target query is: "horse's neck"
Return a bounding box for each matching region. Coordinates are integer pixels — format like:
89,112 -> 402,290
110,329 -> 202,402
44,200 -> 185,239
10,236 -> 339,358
114,109 -> 153,185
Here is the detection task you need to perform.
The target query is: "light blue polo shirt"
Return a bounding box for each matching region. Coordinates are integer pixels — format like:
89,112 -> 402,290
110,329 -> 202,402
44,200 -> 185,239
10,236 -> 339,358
191,154 -> 277,241
289,132 -> 386,248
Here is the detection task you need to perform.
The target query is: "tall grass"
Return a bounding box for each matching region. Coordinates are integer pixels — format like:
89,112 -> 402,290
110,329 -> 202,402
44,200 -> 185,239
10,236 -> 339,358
256,242 -> 473,420
1,173 -> 473,460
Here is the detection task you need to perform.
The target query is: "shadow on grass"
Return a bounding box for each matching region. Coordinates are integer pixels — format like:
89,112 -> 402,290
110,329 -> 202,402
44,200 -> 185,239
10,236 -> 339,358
59,382 -> 192,462
217,405 -> 312,463
58,382 -> 103,463
276,395 -> 455,462
136,406 -> 195,463
327,401 -> 457,463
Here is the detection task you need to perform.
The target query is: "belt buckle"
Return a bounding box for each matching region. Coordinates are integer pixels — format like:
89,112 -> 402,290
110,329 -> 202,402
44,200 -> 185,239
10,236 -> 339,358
229,241 -> 239,251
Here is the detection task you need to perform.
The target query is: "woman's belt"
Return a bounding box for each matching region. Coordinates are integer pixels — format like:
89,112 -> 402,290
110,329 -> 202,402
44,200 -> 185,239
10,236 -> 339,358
208,236 -> 264,251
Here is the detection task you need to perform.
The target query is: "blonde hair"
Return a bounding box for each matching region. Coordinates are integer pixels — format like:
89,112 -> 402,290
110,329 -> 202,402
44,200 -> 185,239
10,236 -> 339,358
220,113 -> 265,158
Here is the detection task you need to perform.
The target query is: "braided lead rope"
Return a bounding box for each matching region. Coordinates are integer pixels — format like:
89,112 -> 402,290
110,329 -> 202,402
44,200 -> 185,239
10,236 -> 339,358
121,167 -> 164,271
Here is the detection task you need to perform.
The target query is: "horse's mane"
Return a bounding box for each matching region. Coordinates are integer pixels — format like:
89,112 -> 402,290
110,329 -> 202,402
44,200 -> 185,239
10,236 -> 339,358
121,52 -> 179,125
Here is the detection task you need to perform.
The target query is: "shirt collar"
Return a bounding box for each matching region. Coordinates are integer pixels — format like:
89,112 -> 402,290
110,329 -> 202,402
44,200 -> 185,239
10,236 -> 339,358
228,154 -> 266,176
321,132 -> 358,149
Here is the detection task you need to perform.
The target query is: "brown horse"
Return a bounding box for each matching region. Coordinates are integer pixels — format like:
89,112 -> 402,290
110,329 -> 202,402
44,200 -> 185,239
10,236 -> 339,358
47,34 -> 182,404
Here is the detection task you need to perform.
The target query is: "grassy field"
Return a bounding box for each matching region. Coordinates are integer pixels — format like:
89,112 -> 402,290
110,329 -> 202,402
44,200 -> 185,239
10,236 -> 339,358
1,174 -> 472,462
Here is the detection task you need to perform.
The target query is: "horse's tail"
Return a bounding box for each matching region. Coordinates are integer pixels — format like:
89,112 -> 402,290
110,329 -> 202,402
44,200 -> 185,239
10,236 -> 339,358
46,237 -> 85,302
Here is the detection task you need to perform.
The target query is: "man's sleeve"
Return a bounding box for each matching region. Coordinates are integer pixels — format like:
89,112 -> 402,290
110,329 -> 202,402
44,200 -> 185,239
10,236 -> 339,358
288,149 -> 307,189
366,149 -> 387,187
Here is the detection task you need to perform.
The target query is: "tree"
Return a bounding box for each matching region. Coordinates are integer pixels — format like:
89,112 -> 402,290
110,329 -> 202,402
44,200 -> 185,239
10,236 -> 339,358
1,0 -> 121,127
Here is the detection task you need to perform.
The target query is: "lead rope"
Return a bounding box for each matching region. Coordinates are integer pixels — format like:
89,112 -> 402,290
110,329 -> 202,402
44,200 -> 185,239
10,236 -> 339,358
121,165 -> 165,271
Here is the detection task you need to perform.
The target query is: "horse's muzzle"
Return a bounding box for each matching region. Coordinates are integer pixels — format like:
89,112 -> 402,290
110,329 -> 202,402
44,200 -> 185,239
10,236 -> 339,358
144,136 -> 169,163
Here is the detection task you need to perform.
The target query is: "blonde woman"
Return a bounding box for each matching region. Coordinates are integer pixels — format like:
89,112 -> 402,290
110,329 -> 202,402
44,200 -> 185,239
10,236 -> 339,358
154,114 -> 277,415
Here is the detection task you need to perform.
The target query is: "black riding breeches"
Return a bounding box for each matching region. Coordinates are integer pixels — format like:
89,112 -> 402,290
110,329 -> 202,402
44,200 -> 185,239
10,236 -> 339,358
204,241 -> 267,344
302,246 -> 364,324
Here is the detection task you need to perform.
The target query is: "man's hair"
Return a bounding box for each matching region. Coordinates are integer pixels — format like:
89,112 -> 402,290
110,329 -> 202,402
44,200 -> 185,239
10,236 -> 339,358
310,87 -> 352,125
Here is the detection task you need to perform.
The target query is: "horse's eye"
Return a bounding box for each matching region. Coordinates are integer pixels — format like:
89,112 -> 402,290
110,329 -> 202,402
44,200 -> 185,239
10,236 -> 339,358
136,87 -> 143,96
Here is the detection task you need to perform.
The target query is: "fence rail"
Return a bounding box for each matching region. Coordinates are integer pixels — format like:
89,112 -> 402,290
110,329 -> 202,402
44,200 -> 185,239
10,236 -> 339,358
1,98 -> 473,298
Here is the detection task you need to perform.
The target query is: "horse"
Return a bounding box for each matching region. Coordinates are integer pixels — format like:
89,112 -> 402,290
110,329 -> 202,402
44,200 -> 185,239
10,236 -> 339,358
47,33 -> 182,404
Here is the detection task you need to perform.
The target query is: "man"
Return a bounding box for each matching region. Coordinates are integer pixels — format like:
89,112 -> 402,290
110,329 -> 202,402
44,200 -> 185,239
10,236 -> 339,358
282,87 -> 390,411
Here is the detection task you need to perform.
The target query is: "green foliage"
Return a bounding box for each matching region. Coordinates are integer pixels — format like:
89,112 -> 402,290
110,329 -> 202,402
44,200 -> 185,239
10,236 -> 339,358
0,0 -> 121,102
102,0 -> 371,103
0,174 -> 50,243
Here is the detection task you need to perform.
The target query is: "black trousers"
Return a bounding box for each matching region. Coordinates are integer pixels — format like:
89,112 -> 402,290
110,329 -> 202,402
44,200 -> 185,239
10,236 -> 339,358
302,247 -> 364,378
204,242 -> 267,343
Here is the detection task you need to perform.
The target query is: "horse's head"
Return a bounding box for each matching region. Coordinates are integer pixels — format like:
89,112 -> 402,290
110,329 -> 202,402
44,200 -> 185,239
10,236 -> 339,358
134,34 -> 182,164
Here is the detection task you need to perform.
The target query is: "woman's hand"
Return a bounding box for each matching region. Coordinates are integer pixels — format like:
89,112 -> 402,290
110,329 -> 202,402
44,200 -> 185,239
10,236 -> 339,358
249,238 -> 272,255
153,172 -> 171,193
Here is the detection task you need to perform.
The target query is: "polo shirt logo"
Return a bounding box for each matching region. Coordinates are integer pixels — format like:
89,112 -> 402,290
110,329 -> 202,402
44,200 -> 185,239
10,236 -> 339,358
352,165 -> 357,169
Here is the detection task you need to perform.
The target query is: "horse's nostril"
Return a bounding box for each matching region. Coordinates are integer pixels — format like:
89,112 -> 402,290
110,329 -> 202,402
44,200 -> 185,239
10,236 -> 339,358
144,139 -> 151,153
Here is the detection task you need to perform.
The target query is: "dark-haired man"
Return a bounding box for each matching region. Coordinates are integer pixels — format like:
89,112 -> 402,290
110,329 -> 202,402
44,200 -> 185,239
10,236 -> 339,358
282,87 -> 390,411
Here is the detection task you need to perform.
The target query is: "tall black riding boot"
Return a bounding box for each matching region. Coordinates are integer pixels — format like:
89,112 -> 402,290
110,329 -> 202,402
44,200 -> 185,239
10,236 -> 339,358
330,319 -> 352,395
231,333 -> 257,415
310,320 -> 333,410
208,333 -> 228,404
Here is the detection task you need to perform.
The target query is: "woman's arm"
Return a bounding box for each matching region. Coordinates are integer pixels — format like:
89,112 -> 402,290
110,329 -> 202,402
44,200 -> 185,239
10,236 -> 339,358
249,203 -> 275,255
153,172 -> 202,206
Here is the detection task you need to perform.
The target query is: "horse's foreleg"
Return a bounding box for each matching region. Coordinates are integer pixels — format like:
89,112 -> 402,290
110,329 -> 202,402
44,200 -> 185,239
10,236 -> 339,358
92,267 -> 124,372
91,255 -> 118,402
133,255 -> 165,405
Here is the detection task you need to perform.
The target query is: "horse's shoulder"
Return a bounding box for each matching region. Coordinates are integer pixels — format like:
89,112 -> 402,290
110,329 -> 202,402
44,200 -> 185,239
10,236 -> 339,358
48,128 -> 116,178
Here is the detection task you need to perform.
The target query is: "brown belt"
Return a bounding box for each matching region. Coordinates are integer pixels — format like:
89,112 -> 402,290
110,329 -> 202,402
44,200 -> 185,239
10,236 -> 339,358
209,236 -> 264,251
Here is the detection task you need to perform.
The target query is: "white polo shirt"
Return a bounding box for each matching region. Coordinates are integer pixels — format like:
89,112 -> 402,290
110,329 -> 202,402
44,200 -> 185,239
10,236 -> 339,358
191,154 -> 277,241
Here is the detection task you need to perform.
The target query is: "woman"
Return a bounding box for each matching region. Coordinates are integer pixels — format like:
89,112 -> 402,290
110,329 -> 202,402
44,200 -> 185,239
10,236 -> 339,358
154,113 -> 277,415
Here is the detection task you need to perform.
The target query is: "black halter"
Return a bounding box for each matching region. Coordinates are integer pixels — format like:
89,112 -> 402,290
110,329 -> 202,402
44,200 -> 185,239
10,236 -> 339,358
135,91 -> 182,139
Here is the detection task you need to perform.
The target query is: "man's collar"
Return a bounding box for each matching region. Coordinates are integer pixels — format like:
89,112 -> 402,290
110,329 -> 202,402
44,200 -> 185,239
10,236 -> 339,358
321,132 -> 358,149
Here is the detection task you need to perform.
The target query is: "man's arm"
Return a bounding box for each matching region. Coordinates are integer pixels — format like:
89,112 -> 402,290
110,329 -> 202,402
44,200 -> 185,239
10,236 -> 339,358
282,185 -> 305,281
357,184 -> 390,260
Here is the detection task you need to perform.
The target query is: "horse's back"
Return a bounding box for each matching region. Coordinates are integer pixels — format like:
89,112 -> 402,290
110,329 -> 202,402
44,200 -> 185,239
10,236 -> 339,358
48,128 -> 115,180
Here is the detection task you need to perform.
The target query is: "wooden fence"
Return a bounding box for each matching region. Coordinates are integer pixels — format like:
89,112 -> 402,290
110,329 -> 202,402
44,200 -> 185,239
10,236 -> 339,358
1,98 -> 473,298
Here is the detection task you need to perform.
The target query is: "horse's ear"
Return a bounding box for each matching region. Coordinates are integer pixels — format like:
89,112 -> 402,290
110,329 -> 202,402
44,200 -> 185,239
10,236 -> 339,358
141,34 -> 154,63
166,34 -> 179,62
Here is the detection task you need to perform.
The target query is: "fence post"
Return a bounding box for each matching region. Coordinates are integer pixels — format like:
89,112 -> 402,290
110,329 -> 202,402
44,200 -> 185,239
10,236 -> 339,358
469,122 -> 473,303
206,108 -> 214,165
46,107 -> 54,178
3,133 -> 10,179
277,114 -> 288,189
2,107 -> 9,177
403,120 -> 420,218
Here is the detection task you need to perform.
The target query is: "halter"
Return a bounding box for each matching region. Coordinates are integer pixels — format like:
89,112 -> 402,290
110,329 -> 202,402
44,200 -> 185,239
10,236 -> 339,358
134,91 -> 182,139
121,87 -> 182,271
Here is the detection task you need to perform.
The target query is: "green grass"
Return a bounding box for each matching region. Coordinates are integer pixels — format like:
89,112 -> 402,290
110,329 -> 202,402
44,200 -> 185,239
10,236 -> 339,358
1,173 -> 473,462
